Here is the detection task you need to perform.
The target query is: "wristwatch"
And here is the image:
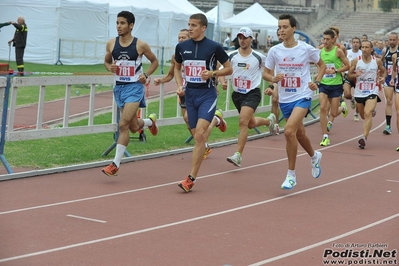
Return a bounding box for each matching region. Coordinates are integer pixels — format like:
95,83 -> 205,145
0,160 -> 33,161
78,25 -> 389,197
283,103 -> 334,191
335,70 -> 338,74
268,84 -> 274,90
212,71 -> 217,77
143,73 -> 149,79
315,81 -> 321,87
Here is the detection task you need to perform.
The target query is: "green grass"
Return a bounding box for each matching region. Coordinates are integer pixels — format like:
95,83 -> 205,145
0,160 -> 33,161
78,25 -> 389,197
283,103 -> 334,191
2,62 -> 289,169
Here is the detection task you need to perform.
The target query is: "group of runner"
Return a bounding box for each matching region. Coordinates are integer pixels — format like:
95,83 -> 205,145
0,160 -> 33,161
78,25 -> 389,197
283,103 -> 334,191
100,10 -> 398,193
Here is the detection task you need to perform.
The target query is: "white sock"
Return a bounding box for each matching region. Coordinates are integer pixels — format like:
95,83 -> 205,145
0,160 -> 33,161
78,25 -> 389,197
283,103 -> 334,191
323,134 -> 328,138
214,116 -> 221,126
287,170 -> 296,179
113,144 -> 126,167
144,118 -> 152,127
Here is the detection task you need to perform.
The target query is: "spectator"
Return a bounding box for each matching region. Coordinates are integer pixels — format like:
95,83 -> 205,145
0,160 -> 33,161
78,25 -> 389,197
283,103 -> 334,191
7,16 -> 28,76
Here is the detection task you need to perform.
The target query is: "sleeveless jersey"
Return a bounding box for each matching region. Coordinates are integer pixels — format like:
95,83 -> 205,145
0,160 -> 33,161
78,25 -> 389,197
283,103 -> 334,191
175,37 -> 229,89
265,40 -> 320,103
112,37 -> 143,84
384,46 -> 399,78
320,46 -> 343,85
354,56 -> 379,98
228,49 -> 266,94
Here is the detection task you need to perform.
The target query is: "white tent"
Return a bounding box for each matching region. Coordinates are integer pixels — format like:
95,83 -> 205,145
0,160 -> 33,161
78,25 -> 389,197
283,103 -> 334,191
220,3 -> 278,31
0,0 -> 109,65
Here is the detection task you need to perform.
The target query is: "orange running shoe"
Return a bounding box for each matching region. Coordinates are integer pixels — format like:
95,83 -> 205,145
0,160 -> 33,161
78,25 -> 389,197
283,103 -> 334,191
102,162 -> 119,176
215,109 -> 227,132
148,113 -> 158,136
203,146 -> 212,159
178,175 -> 195,192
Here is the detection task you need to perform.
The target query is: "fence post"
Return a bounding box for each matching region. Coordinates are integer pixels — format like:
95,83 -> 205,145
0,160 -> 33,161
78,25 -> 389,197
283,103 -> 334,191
0,76 -> 13,173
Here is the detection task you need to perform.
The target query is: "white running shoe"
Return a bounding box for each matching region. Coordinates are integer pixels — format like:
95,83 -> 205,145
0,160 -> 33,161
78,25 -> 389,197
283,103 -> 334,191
227,152 -> 242,167
311,151 -> 322,178
267,113 -> 276,133
281,176 -> 297,190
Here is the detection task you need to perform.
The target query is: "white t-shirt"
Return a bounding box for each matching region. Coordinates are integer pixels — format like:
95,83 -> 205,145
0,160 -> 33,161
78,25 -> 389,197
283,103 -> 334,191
223,37 -> 231,47
354,56 -> 379,98
265,41 -> 320,103
228,49 -> 266,94
346,49 -> 362,74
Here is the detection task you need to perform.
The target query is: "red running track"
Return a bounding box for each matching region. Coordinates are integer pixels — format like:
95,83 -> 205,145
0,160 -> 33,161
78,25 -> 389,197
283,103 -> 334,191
0,102 -> 398,265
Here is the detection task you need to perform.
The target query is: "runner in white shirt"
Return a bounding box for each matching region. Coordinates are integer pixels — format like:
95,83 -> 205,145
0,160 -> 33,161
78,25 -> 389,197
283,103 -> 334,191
348,40 -> 385,149
263,14 -> 326,190
343,37 -> 362,121
219,27 -> 276,167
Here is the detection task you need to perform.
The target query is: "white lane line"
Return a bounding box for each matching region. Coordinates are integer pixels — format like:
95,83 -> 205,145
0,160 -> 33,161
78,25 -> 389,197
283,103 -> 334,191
248,213 -> 399,266
0,159 -> 398,263
0,121 -> 388,216
66,214 -> 106,224
386,179 -> 399,183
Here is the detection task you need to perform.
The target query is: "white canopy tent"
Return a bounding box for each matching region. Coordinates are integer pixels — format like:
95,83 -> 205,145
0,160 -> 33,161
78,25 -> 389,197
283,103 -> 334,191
220,2 -> 278,47
0,0 -> 109,65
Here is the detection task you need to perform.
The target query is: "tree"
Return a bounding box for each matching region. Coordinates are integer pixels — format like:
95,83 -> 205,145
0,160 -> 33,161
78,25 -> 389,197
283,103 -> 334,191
380,0 -> 396,12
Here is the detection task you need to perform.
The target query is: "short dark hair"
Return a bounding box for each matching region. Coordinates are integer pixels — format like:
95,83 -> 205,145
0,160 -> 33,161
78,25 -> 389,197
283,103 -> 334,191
323,29 -> 335,39
279,14 -> 297,28
352,37 -> 361,43
362,40 -> 373,48
190,13 -> 208,28
117,11 -> 135,25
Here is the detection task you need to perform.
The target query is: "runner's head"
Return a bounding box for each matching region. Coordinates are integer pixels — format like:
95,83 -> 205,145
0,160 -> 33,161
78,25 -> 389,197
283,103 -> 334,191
178,29 -> 190,43
188,13 -> 207,41
387,32 -> 398,48
278,14 -> 297,41
117,11 -> 135,35
237,27 -> 253,50
351,37 -> 361,51
323,29 -> 336,49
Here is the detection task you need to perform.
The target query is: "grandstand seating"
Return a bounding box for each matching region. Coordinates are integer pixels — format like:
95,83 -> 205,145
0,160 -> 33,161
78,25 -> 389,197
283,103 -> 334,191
306,11 -> 399,42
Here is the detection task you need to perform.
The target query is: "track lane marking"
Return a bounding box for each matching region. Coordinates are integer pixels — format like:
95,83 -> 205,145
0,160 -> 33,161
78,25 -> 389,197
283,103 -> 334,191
249,213 -> 399,266
66,214 -> 106,224
0,158 -> 398,263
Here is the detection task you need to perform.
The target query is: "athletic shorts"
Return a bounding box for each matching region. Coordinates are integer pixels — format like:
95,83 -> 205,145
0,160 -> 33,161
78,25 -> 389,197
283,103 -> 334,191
231,88 -> 261,113
344,76 -> 356,88
113,82 -> 146,109
280,97 -> 312,119
384,76 -> 396,87
355,94 -> 381,105
185,87 -> 218,129
318,84 -> 343,98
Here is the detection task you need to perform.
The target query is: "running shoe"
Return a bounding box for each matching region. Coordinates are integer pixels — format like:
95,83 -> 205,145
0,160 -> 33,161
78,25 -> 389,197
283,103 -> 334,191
102,162 -> 119,176
227,152 -> 242,167
311,151 -> 322,178
341,101 -> 348,118
372,109 -> 376,117
383,125 -> 392,135
350,97 -> 356,110
281,175 -> 297,190
203,146 -> 212,159
396,147 -> 399,152
148,113 -> 158,136
274,124 -> 280,135
267,113 -> 276,133
358,136 -> 367,149
354,114 -> 359,122
215,109 -> 227,132
178,175 -> 195,192
320,137 -> 330,146
327,121 -> 333,132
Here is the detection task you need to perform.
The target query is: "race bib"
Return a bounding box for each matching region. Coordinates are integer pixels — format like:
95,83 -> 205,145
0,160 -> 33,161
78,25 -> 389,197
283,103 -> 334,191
233,76 -> 251,90
324,63 -> 336,78
184,60 -> 206,83
115,61 -> 136,82
281,73 -> 301,88
387,65 -> 393,76
359,82 -> 374,91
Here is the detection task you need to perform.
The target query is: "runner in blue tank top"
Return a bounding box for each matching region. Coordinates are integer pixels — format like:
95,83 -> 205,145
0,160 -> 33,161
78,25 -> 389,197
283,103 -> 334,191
102,11 -> 159,177
174,13 -> 232,192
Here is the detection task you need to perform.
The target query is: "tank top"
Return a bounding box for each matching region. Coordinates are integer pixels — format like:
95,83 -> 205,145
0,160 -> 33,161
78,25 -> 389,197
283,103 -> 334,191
112,37 -> 143,84
321,46 -> 342,85
354,56 -> 379,98
384,46 -> 399,77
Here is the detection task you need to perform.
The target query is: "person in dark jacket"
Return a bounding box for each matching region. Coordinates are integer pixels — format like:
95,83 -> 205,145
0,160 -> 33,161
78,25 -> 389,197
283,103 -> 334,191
7,16 -> 28,76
